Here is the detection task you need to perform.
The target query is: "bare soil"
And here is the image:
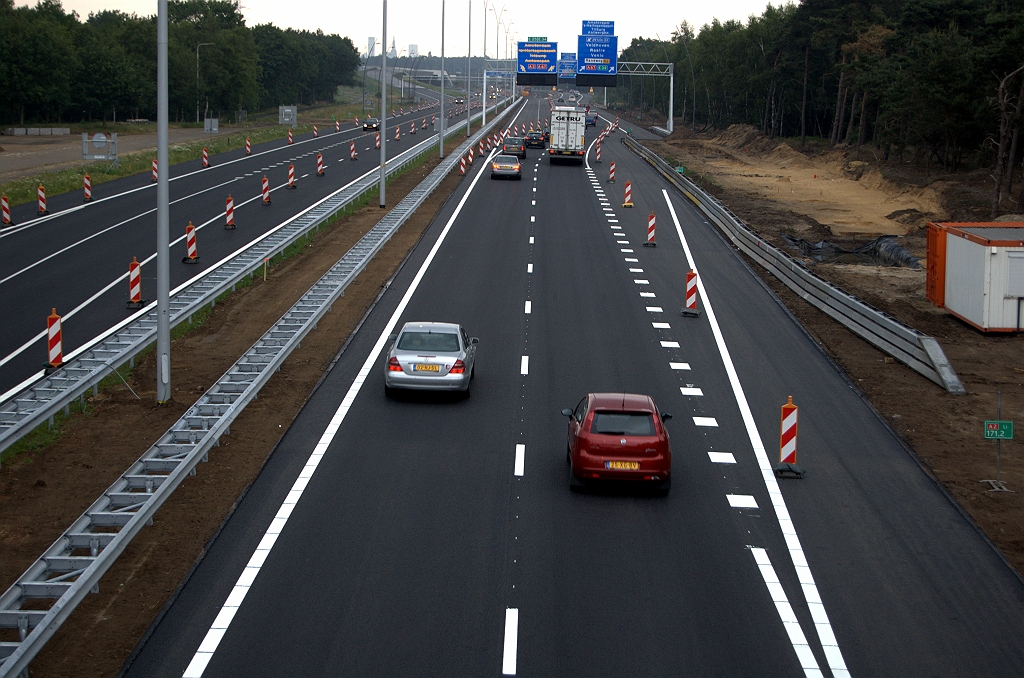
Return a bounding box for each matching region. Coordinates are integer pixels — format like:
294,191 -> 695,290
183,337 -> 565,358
643,127 -> 1024,575
0,140 -> 469,676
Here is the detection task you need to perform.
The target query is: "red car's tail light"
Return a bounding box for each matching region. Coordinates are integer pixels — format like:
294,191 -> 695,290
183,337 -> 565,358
450,359 -> 466,374
388,357 -> 403,372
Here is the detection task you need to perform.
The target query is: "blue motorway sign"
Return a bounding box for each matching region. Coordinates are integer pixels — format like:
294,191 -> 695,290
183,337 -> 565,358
517,41 -> 557,73
558,59 -> 577,78
485,71 -> 514,78
577,34 -> 618,75
560,52 -> 576,60
582,20 -> 614,36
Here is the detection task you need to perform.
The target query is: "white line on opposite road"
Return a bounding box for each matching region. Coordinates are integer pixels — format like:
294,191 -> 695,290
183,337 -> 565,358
179,141 -> 498,678
514,444 -> 525,476
520,356 -> 529,375
502,608 -> 519,675
662,189 -> 849,677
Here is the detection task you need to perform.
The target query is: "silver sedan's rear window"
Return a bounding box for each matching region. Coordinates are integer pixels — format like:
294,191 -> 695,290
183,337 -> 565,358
397,332 -> 460,352
591,412 -> 655,436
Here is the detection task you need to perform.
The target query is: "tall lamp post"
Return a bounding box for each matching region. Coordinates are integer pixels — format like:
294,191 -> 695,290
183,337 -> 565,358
440,0 -> 445,159
380,1 -> 387,208
157,1 -> 171,403
196,42 -> 214,123
466,0 -> 472,137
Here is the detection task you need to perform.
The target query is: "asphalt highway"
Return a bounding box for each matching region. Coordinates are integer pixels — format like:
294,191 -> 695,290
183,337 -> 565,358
0,87 -> 493,397
109,94 -> 1024,676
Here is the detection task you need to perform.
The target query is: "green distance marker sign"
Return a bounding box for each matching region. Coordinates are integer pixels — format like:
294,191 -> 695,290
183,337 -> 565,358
984,420 -> 1014,440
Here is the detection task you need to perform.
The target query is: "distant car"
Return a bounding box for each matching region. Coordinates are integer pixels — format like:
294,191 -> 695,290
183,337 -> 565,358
363,118 -> 380,131
454,97 -> 465,105
585,113 -> 598,127
489,93 -> 496,100
563,393 -> 672,494
502,137 -> 526,158
525,130 -> 546,149
384,322 -> 478,396
490,154 -> 522,180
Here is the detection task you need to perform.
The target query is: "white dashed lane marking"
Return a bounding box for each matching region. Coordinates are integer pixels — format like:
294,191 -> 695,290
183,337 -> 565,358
640,292 -> 656,298
680,387 -> 704,396
634,279 -> 649,284
514,445 -> 525,476
520,356 -> 529,375
693,416 -> 718,426
524,301 -> 532,314
669,362 -> 690,370
661,341 -> 680,348
621,248 -> 634,253
502,608 -> 519,675
529,236 -> 534,244
652,322 -> 671,329
646,306 -> 663,312
709,452 -> 736,463
527,263 -> 533,273
727,494 -> 759,509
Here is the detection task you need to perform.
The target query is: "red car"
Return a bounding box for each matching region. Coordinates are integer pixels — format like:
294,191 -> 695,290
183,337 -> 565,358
563,393 -> 673,494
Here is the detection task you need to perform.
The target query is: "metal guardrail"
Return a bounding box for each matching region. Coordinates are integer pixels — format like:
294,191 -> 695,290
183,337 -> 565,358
0,101 -> 513,459
622,134 -> 965,394
0,99 -> 522,678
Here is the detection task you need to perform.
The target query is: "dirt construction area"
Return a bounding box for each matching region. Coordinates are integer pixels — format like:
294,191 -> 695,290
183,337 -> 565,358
643,124 -> 1023,577
0,141 -> 468,676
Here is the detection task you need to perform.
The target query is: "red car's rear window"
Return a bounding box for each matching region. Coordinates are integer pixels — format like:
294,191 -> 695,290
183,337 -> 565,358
591,411 -> 655,436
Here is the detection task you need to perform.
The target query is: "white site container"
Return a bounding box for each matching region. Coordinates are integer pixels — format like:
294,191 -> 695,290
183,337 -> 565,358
927,223 -> 1024,332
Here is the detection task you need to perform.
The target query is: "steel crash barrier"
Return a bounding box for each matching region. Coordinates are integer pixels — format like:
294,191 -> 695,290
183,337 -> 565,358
621,134 -> 965,395
0,99 -> 518,461
0,100 -> 521,677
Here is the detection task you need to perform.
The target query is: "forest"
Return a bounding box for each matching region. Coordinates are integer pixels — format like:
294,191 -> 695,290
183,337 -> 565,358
0,0 -> 360,125
614,0 -> 1024,192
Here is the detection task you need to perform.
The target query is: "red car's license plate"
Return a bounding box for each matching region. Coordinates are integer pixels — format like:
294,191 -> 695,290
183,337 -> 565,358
605,461 -> 639,470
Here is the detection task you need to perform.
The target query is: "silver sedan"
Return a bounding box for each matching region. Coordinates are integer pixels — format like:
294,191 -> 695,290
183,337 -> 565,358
384,322 -> 478,395
490,155 -> 522,180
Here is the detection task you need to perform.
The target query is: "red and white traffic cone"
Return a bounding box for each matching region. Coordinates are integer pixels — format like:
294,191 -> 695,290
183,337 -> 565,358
37,183 -> 48,215
261,175 -> 271,205
375,133 -> 381,149
422,117 -> 427,129
350,140 -> 358,160
313,124 -> 318,138
774,397 -> 804,478
622,180 -> 633,208
609,161 -> 616,183
468,147 -> 474,164
459,155 -> 466,175
202,147 -> 210,168
225,194 -> 235,229
183,221 -> 199,263
151,157 -> 158,182
354,116 -> 359,127
644,212 -> 657,247
410,121 -> 416,135
317,152 -> 325,176
83,174 -> 92,202
286,164 -> 297,189
595,141 -> 602,163
514,124 -> 520,136
287,129 -> 293,144
245,137 -> 251,155
395,126 -> 401,141
336,120 -> 341,132
682,270 -> 701,317
46,308 -> 62,369
127,256 -> 143,308
1,193 -> 12,226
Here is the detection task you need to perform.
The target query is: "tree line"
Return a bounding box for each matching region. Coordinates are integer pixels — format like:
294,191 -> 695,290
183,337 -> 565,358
0,0 -> 360,126
613,1 -> 1024,186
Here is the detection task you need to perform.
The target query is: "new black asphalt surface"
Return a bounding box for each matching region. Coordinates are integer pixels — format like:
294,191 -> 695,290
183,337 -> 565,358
121,96 -> 1024,677
0,90 -> 492,395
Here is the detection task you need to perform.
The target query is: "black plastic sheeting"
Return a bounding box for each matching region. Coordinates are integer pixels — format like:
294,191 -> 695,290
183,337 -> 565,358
780,234 -> 921,268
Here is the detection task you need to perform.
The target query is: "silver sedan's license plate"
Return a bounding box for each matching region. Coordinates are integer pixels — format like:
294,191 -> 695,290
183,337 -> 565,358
414,364 -> 439,372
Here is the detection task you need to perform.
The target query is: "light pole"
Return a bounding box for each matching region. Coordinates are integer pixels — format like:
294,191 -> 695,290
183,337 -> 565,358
440,0 -> 445,159
196,42 -> 214,123
380,0 -> 387,208
466,0 -> 471,137
157,1 -> 171,403
491,5 -> 505,60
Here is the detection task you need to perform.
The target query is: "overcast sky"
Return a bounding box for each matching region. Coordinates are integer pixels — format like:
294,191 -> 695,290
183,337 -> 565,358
61,0 -> 778,58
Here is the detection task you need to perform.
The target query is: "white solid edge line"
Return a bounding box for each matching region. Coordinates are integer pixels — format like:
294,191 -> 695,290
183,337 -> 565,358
751,548 -> 825,677
180,142 -> 499,678
502,608 -> 519,675
662,189 -> 850,677
514,444 -> 525,477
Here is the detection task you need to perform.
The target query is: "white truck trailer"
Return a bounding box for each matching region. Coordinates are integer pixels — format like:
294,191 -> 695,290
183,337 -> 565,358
548,106 -> 586,164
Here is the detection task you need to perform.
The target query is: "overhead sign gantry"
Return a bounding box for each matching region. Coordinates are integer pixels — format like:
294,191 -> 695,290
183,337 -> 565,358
517,41 -> 558,86
576,20 -> 618,87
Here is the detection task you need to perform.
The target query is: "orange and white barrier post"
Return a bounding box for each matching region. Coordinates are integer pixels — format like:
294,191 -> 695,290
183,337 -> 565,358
622,180 -> 633,208
595,140 -> 602,163
261,175 -> 271,205
682,270 -> 701,317
317,152 -> 325,176
422,117 -> 427,129
336,120 -> 341,132
395,126 -> 401,141
375,133 -> 381,149
354,116 -> 359,127
202,147 -> 210,168
431,114 -> 436,125
350,140 -> 358,160
478,140 -> 485,156
46,308 -> 62,369
313,124 -> 318,137
410,121 -> 416,135
37,183 -> 48,215
1,193 -> 12,226
183,221 -> 199,263
459,155 -> 466,175
286,164 -> 297,189
287,128 -> 293,144
127,256 -> 143,307
774,397 -> 804,478
151,158 -> 158,182
245,137 -> 251,155
644,212 -> 657,247
609,161 -> 616,183
468,147 -> 475,164
83,174 -> 92,202
225,194 -> 235,229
